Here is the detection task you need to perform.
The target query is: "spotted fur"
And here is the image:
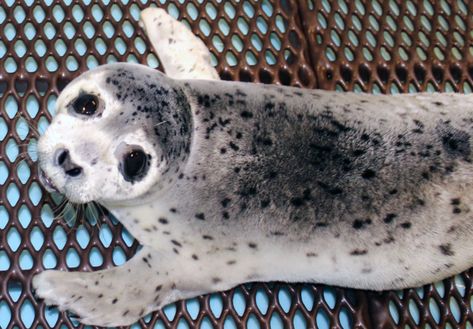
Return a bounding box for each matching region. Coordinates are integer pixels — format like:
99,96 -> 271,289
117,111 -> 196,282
33,9 -> 473,327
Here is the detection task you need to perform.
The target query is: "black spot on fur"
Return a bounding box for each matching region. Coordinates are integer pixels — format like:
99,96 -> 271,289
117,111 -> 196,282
383,213 -> 397,223
438,124 -> 471,159
439,243 -> 454,256
248,242 -> 257,249
412,120 -> 424,134
229,142 -> 239,151
352,218 -> 371,229
290,197 -> 304,207
195,213 -> 205,220
451,198 -> 461,205
361,169 -> 376,179
400,222 -> 411,229
221,198 -> 231,207
158,218 -> 168,224
240,111 -> 253,119
171,240 -> 182,247
353,149 -> 365,156
260,199 -> 270,208
350,249 -> 368,256
218,117 -> 231,127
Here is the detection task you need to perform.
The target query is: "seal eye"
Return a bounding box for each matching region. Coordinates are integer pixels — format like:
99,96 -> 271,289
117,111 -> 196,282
123,150 -> 148,181
73,94 -> 98,116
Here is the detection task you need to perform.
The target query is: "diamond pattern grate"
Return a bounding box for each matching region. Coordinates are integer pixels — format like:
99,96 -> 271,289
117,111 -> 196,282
300,0 -> 473,94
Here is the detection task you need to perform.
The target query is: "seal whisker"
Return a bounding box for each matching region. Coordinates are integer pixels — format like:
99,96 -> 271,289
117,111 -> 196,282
64,202 -> 80,233
52,199 -> 79,233
86,202 -> 103,232
12,155 -> 36,170
154,120 -> 168,127
16,113 -> 42,138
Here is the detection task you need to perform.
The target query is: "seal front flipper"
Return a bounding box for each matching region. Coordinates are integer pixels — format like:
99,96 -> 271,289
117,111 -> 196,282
33,246 -> 177,326
140,8 -> 219,80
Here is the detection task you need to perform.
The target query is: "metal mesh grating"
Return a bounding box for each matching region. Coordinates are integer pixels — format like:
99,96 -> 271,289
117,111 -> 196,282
0,0 -> 473,328
300,0 -> 473,93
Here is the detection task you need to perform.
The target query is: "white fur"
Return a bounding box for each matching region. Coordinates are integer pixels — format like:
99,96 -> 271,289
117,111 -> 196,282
38,77 -> 163,204
140,8 -> 219,80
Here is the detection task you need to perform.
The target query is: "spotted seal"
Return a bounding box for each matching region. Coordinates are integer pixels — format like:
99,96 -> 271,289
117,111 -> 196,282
32,8 -> 473,326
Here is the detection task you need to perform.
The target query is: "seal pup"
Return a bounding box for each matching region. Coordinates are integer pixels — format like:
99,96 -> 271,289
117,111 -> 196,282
32,8 -> 473,326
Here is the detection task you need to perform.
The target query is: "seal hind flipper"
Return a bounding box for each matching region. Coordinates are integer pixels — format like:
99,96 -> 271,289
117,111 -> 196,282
140,8 -> 219,80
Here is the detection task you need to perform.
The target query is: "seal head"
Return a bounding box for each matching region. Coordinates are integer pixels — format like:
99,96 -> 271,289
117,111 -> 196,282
38,63 -> 192,205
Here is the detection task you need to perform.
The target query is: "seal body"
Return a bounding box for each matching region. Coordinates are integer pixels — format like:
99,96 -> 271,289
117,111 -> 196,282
33,64 -> 473,325
115,67 -> 473,288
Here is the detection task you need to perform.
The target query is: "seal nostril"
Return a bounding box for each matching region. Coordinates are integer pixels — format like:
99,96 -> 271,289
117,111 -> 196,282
65,167 -> 82,177
56,149 -> 69,166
